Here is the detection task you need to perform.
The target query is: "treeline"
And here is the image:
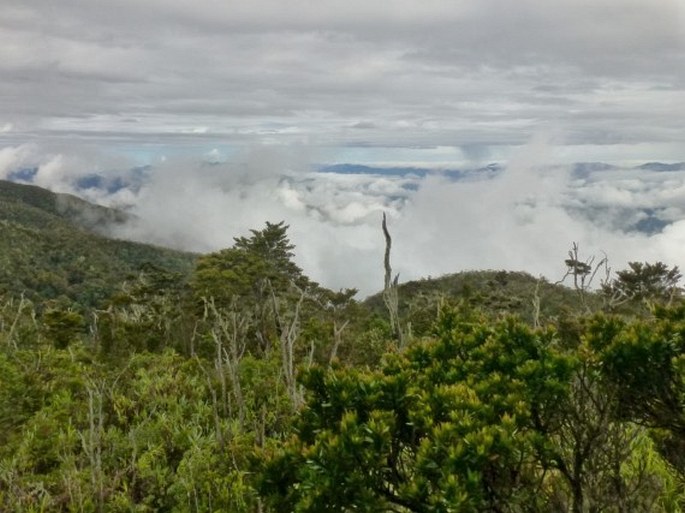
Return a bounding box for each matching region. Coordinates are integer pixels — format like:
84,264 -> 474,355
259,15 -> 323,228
1,221 -> 685,512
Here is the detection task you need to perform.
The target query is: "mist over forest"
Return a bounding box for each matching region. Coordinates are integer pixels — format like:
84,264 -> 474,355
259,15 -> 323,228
3,143 -> 685,297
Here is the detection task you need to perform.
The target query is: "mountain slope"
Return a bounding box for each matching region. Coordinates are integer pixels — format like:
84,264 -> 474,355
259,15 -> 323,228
0,180 -> 196,307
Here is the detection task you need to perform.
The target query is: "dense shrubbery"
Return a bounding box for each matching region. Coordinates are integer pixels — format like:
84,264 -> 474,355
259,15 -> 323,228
4,275 -> 685,511
1,184 -> 685,512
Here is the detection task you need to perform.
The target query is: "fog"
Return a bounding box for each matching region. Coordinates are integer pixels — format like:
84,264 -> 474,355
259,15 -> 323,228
3,142 -> 684,297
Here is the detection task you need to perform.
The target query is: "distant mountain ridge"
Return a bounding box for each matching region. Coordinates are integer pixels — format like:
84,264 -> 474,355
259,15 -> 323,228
319,164 -> 431,176
635,162 -> 685,172
318,163 -> 503,179
320,161 -> 685,179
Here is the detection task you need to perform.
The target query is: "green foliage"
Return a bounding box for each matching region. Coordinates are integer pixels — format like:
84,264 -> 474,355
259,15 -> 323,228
602,262 -> 682,312
2,189 -> 685,512
260,310 -> 575,512
0,342 -> 279,512
233,221 -> 304,284
193,221 -> 309,305
364,271 -> 602,336
594,311 -> 683,430
592,306 -> 685,478
42,307 -> 85,349
98,264 -> 195,357
192,221 -> 320,358
0,180 -> 196,309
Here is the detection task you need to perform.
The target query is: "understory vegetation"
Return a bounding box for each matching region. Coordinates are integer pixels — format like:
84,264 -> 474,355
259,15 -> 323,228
2,181 -> 685,512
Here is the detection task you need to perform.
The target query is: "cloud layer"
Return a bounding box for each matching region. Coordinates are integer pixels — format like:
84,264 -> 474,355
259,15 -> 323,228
103,153 -> 685,297
1,0 -> 684,160
5,142 -> 685,297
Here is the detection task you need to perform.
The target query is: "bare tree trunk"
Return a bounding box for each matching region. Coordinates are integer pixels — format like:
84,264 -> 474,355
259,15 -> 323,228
6,294 -> 28,350
199,366 -> 225,448
81,381 -> 105,513
557,242 -> 609,314
382,213 -> 404,348
207,298 -> 249,431
532,279 -> 542,329
329,319 -> 349,364
212,329 -> 230,417
271,283 -> 306,408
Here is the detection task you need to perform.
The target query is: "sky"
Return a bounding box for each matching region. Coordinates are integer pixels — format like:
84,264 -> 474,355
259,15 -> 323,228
1,0 -> 685,295
2,0 -> 684,161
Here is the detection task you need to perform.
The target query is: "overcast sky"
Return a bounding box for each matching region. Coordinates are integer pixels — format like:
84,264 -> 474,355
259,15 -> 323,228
2,0 -> 684,165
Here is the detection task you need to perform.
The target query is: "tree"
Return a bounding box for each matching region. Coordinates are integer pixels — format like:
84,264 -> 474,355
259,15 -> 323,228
259,309 -> 575,512
322,287 -> 357,364
194,221 -> 308,303
233,221 -> 304,286
192,221 -> 314,353
539,335 -> 664,513
602,262 -> 681,308
593,306 -> 685,474
557,242 -> 607,314
42,307 -> 85,349
97,263 -> 193,357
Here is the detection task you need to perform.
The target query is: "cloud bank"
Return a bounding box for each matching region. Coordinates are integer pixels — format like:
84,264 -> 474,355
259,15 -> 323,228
1,0 -> 684,163
5,142 -> 684,297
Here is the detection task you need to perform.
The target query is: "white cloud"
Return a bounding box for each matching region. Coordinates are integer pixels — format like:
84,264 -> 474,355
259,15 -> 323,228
4,141 -> 685,297
86,147 -> 682,296
0,144 -> 36,179
33,154 -> 69,191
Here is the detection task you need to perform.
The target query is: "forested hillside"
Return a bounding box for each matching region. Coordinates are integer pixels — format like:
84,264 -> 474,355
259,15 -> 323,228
1,182 -> 685,512
0,180 -> 195,307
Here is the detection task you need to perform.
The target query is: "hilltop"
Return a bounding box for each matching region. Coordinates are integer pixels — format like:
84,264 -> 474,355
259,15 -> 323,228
364,269 -> 601,334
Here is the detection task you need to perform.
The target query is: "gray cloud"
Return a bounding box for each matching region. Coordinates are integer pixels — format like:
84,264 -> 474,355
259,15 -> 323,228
1,0 -> 683,153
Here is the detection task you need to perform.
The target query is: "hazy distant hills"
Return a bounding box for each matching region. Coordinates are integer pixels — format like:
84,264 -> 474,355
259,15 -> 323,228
635,162 -> 685,172
320,161 -> 685,178
318,162 -> 503,179
0,180 -> 196,307
319,163 -> 432,177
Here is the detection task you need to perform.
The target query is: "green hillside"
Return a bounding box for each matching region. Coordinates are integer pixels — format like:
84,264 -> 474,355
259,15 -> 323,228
1,181 -> 685,513
0,180 -> 131,231
0,179 -> 196,307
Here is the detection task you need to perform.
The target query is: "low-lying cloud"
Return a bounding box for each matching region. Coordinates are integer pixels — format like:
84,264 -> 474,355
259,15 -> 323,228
3,142 -> 685,297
